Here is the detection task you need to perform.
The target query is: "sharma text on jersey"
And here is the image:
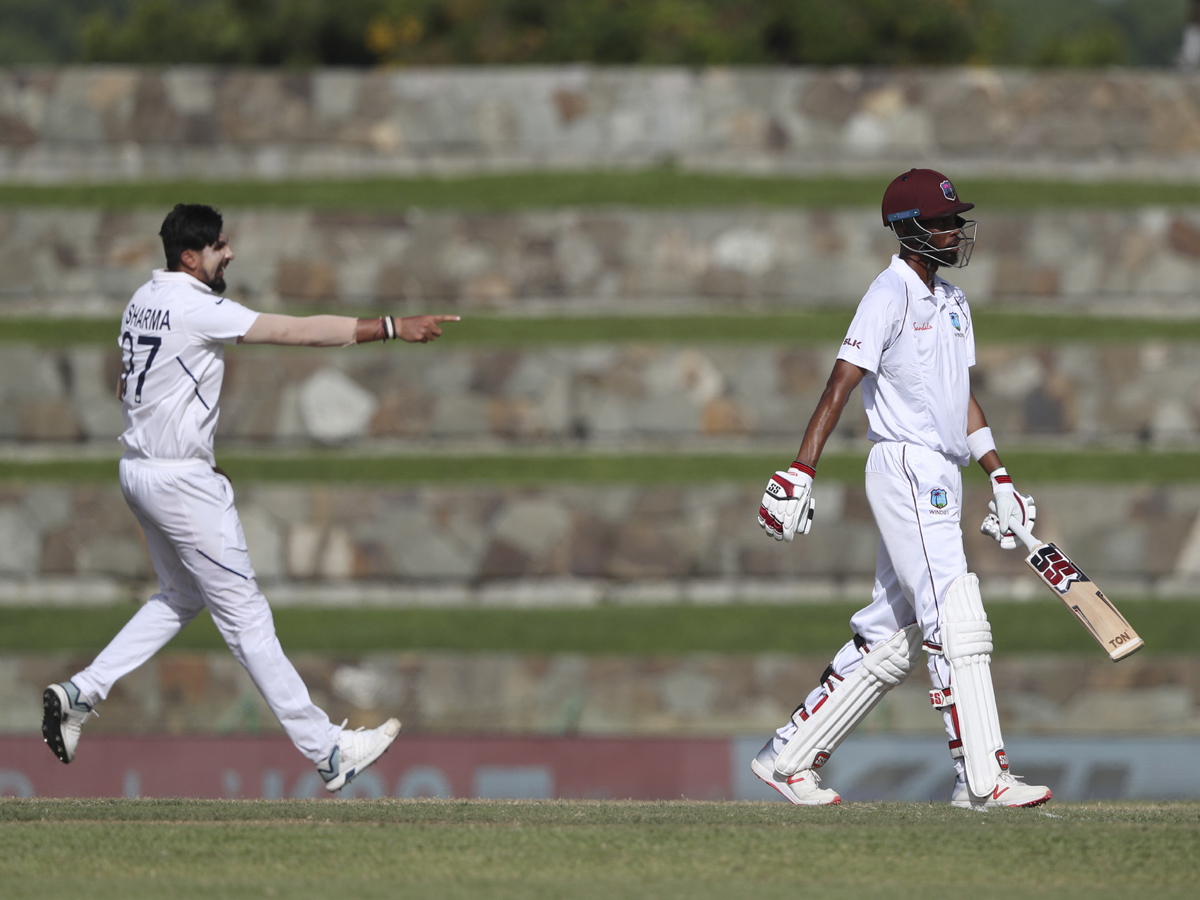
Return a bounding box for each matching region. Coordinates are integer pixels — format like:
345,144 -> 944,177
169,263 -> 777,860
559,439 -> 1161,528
124,305 -> 173,332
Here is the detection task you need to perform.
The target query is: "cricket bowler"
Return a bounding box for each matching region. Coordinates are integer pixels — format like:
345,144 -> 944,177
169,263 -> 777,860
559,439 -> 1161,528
754,169 -> 1052,809
41,203 -> 458,792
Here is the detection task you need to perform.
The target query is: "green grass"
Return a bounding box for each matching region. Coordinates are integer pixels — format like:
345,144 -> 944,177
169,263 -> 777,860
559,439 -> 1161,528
10,311 -> 1200,347
4,170 -> 1200,211
0,600 -> 1191,655
2,449 -> 1199,486
0,799 -> 1197,900
0,451 -> 848,485
6,311 -> 862,346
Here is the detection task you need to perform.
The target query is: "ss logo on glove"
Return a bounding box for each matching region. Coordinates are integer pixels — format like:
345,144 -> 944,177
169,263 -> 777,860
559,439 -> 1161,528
758,466 -> 815,542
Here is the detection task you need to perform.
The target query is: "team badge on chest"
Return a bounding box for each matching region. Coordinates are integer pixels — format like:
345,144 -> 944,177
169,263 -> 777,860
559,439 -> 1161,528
949,311 -> 961,331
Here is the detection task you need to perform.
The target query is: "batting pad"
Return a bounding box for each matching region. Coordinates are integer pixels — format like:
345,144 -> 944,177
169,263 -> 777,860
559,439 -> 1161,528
774,624 -> 922,776
943,573 -> 1007,796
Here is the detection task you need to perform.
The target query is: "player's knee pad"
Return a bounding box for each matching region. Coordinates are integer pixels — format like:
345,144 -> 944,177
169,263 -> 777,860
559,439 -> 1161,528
941,573 -> 1008,796
774,624 -> 922,776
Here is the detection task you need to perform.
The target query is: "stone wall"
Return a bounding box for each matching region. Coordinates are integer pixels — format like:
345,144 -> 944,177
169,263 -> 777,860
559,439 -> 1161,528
7,68 -> 1200,182
5,339 -> 1200,449
4,481 -> 1200,603
2,649 -> 1195,738
7,207 -> 1200,316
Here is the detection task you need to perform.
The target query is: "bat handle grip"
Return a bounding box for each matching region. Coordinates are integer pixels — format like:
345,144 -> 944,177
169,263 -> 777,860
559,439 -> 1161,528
1007,519 -> 1040,551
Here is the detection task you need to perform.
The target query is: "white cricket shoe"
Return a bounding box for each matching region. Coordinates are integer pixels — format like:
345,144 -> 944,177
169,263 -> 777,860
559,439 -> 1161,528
952,771 -> 1052,809
318,718 -> 402,793
750,739 -> 841,806
42,682 -> 96,764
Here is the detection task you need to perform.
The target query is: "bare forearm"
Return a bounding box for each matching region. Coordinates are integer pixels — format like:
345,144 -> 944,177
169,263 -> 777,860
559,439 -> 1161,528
796,398 -> 844,468
795,360 -> 864,469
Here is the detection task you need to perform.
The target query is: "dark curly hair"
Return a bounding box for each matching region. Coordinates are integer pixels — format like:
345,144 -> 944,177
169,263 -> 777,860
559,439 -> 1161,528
159,204 -> 223,270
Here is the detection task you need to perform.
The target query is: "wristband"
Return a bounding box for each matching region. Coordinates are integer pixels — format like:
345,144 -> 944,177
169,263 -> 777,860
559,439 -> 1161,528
989,466 -> 1015,493
381,315 -> 397,342
789,461 -> 816,479
966,427 -> 996,462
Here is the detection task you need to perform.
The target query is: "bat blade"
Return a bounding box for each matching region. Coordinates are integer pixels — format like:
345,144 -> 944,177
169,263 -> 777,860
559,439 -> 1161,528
1008,522 -> 1144,662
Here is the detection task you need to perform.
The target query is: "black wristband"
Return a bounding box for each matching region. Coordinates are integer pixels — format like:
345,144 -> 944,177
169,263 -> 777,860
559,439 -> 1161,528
382,315 -> 396,342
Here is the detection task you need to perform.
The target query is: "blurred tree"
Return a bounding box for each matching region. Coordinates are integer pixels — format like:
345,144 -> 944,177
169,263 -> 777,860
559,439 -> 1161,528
1108,0 -> 1192,65
1183,0 -> 1200,67
77,0 -> 384,65
984,0 -> 1187,67
0,0 -> 1191,67
1031,24 -> 1128,67
0,0 -> 129,63
363,0 -> 987,66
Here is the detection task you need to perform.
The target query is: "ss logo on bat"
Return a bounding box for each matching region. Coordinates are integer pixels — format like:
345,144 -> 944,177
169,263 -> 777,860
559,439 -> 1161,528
1030,545 -> 1088,594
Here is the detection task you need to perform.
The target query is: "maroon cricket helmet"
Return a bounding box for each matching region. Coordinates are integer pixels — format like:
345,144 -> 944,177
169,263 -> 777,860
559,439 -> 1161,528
881,168 -> 975,227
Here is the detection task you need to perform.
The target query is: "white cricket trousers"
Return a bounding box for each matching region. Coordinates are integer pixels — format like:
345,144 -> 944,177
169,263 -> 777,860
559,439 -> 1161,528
71,457 -> 340,763
855,440 -> 968,655
785,441 -> 967,745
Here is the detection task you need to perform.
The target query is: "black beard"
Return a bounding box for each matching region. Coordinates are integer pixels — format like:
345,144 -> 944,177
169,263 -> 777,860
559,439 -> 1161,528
209,274 -> 227,294
930,246 -> 960,267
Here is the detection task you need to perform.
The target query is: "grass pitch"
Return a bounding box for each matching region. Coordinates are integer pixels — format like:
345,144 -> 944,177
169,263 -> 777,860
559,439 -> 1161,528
1,799 -> 1196,900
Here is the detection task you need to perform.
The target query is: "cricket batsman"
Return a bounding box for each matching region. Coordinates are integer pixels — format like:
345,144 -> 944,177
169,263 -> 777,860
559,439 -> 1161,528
753,169 -> 1052,808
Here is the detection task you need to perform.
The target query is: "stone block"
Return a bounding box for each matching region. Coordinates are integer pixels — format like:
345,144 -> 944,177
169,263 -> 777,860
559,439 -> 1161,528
609,523 -> 687,579
276,258 -> 339,302
76,537 -> 149,579
477,539 -> 532,579
490,498 -> 571,559
18,399 -> 82,441
430,393 -> 491,437
376,502 -> 485,580
0,506 -> 41,577
67,347 -> 124,440
297,367 -> 379,444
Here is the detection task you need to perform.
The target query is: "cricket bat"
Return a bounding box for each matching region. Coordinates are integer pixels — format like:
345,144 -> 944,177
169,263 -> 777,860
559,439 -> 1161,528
1008,521 -> 1144,662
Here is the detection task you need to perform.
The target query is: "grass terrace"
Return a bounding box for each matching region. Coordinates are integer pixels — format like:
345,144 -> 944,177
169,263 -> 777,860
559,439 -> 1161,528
0,599 -> 1192,656
4,170 -> 1200,211
10,311 -> 1200,347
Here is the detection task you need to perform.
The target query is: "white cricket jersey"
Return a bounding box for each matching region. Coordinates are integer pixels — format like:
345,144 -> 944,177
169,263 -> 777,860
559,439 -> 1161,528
117,270 -> 259,465
836,255 -> 976,466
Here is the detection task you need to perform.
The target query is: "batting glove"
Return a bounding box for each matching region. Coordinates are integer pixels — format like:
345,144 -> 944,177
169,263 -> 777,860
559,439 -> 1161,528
981,468 -> 1036,550
758,463 -> 815,542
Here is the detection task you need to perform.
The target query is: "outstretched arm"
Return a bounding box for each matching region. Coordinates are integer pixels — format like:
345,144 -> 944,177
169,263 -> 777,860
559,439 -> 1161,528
239,313 -> 460,347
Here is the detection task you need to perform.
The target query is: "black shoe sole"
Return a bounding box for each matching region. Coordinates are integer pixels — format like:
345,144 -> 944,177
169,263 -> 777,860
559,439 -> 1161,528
41,687 -> 70,764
